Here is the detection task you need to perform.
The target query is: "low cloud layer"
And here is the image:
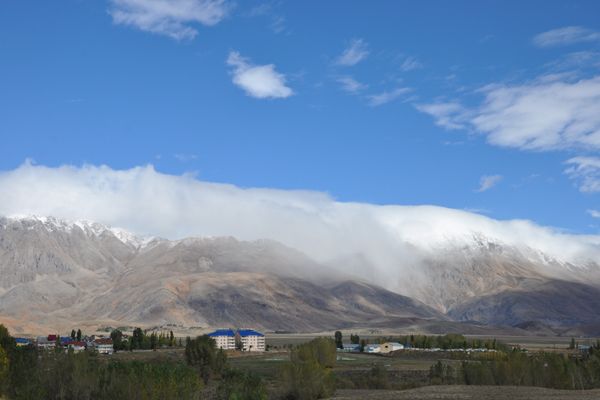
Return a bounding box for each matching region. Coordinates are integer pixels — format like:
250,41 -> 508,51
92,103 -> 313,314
227,51 -> 293,99
109,0 -> 230,40
1,162 -> 600,293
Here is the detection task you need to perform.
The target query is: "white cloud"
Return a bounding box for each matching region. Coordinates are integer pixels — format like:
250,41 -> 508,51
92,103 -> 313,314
336,76 -> 367,94
587,209 -> 600,218
109,0 -> 230,40
174,153 -> 198,162
565,156 -> 600,193
2,162 -> 600,294
476,174 -> 502,192
226,51 -> 293,99
400,56 -> 423,72
533,26 -> 600,47
367,87 -> 411,106
418,75 -> 600,151
415,102 -> 467,130
335,39 -> 369,66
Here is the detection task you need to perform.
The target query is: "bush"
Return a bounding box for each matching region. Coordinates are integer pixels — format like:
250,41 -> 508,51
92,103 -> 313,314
217,368 -> 267,400
185,335 -> 227,384
279,338 -> 336,400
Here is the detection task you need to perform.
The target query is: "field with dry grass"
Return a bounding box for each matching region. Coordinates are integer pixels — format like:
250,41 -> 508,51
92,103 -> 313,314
332,386 -> 600,399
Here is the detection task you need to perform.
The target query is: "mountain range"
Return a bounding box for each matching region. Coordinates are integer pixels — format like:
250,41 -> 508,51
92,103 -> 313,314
1,215 -> 599,336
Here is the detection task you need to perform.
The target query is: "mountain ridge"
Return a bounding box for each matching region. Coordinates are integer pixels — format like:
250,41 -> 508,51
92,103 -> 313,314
1,215 -> 599,335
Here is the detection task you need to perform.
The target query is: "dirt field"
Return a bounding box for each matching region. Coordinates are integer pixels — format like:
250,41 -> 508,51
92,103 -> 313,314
331,386 -> 600,399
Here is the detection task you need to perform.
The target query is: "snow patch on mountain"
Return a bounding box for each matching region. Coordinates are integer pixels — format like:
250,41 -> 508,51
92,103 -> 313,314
2,215 -> 154,249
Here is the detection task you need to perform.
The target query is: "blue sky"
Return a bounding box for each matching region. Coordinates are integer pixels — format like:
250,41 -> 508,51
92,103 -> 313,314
2,0 -> 600,234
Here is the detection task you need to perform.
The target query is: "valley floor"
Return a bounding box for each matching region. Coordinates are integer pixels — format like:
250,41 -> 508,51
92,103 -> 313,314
331,386 -> 600,399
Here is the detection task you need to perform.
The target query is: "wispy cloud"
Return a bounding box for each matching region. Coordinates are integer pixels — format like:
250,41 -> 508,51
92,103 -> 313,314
247,2 -> 287,34
587,209 -> 600,218
174,153 -> 198,162
533,26 -> 600,47
400,56 -> 423,72
565,156 -> 600,193
418,75 -> 600,151
477,175 -> 502,192
415,102 -> 467,130
226,51 -> 293,99
336,76 -> 367,94
367,87 -> 411,106
335,39 -> 369,66
109,0 -> 231,40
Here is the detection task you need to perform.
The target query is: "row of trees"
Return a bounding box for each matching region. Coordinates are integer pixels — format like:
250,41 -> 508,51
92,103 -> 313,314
0,325 -> 203,400
69,329 -> 83,341
334,332 -> 503,352
111,328 -> 180,352
380,333 -> 506,351
429,345 -> 600,390
1,324 -> 271,400
334,331 -> 366,351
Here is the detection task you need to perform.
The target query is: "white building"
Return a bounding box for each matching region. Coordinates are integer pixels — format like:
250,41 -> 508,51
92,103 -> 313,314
67,341 -> 86,353
237,329 -> 265,352
36,336 -> 56,351
92,338 -> 114,355
207,329 -> 236,350
365,344 -> 381,353
380,342 -> 404,354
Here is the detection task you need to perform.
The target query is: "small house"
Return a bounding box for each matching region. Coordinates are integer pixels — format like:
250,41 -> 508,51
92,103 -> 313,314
15,338 -> 31,347
337,343 -> 361,352
365,344 -> 381,353
68,341 -> 86,353
92,338 -> 114,355
380,342 -> 404,354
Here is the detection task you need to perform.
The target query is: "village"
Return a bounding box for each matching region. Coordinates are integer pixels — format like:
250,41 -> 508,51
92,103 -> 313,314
11,328 -> 510,357
11,328 -> 270,355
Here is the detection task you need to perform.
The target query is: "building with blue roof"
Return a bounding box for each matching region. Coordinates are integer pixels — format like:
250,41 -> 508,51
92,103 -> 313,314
207,329 -> 236,350
15,338 -> 31,347
237,329 -> 265,352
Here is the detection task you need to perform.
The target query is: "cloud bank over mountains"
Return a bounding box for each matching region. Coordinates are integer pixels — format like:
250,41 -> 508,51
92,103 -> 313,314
2,162 -> 600,285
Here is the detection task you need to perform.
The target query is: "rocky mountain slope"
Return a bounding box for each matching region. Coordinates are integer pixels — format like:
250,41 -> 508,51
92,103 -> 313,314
1,215 -> 599,335
0,216 -> 442,334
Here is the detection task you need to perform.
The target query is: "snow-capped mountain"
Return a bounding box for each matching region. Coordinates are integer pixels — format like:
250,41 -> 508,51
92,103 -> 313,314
1,215 -> 599,335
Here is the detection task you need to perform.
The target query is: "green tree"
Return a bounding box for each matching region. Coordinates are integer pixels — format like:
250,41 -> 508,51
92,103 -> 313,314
280,338 -> 336,400
54,335 -> 62,353
110,329 -> 123,352
0,346 -> 9,395
77,329 -> 82,341
359,339 -> 367,353
569,337 -> 576,350
0,325 -> 15,351
217,369 -> 267,400
71,329 -> 76,340
185,335 -> 227,384
169,331 -> 175,347
150,332 -> 157,351
131,327 -> 145,350
334,331 -> 343,349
